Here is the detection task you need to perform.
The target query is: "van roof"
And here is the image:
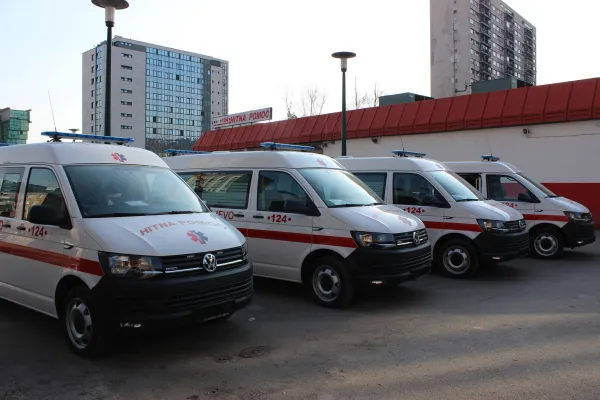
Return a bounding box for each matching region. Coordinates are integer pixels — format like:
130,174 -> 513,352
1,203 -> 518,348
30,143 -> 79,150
164,150 -> 344,170
0,142 -> 167,168
443,161 -> 522,174
336,156 -> 448,172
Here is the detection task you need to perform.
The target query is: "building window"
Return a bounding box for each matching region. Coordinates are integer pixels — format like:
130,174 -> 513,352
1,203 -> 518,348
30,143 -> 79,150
469,18 -> 474,25
121,101 -> 132,106
121,77 -> 133,82
91,102 -> 94,109
121,65 -> 133,70
121,89 -> 133,94
91,66 -> 94,73
121,125 -> 132,130
121,53 -> 133,58
121,113 -> 132,118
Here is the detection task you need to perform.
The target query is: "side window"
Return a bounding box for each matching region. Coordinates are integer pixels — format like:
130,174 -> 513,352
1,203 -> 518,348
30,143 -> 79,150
486,174 -> 535,202
258,171 -> 309,212
179,171 -> 251,209
353,173 -> 387,199
0,167 -> 25,218
458,173 -> 482,191
24,168 -> 67,220
393,173 -> 445,207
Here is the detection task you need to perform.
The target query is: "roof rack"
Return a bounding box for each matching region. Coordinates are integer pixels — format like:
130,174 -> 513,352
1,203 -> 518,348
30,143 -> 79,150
164,149 -> 210,156
481,154 -> 500,162
260,142 -> 315,152
0,143 -> 12,147
391,150 -> 427,158
41,131 -> 134,145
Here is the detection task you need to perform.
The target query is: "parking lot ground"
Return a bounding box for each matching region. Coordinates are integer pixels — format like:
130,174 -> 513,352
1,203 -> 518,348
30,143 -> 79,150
1,240 -> 599,400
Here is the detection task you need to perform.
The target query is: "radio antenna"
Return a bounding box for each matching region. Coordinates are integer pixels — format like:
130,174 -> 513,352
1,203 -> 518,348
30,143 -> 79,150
400,135 -> 406,152
486,136 -> 493,158
48,90 -> 58,132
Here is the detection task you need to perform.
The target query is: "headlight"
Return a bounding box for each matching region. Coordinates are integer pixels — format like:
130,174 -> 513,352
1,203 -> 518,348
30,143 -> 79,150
351,231 -> 396,249
108,255 -> 163,279
241,240 -> 248,260
564,211 -> 590,221
477,219 -> 509,233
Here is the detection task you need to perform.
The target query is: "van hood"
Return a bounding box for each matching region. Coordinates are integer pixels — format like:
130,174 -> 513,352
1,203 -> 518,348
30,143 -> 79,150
546,197 -> 589,213
459,200 -> 524,221
329,204 -> 425,233
80,213 -> 245,256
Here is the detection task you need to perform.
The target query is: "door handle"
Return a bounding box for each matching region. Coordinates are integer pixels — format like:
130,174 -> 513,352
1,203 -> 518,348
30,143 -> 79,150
312,227 -> 323,231
2,223 -> 11,228
534,209 -> 544,213
16,225 -> 26,231
253,215 -> 264,219
443,216 -> 453,220
234,213 -> 245,218
62,241 -> 74,250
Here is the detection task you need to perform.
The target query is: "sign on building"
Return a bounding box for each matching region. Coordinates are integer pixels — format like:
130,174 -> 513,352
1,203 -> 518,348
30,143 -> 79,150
212,107 -> 272,129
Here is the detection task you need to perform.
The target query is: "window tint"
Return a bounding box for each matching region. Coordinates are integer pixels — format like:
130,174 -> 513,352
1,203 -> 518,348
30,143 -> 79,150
486,174 -> 536,202
0,167 -> 25,218
458,173 -> 482,191
258,171 -> 309,212
393,173 -> 446,207
25,168 -> 67,220
353,173 -> 387,199
179,171 -> 251,209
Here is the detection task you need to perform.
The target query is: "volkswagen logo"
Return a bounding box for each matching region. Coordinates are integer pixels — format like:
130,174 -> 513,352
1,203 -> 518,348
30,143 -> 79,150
412,231 -> 421,245
203,253 -> 217,272
519,220 -> 526,229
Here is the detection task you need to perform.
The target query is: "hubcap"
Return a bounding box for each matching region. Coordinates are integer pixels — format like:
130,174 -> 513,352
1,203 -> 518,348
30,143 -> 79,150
443,247 -> 471,275
312,266 -> 341,302
534,232 -> 558,257
66,298 -> 93,350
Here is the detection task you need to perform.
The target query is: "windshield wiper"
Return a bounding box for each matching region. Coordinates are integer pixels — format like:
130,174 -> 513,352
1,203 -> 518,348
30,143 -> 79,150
87,212 -> 151,218
456,199 -> 480,202
150,210 -> 201,215
330,203 -> 374,208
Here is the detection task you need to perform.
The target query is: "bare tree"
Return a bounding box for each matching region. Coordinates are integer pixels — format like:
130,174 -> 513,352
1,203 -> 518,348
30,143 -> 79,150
352,80 -> 385,109
146,132 -> 196,156
283,90 -> 298,119
282,87 -> 326,119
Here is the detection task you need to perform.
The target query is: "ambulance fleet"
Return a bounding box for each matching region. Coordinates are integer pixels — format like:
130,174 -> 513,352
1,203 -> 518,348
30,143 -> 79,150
0,133 -> 595,357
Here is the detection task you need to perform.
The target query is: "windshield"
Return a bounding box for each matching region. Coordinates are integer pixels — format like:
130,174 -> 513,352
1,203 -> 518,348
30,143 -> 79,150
64,165 -> 208,218
517,173 -> 557,198
429,170 -> 484,202
298,168 -> 383,208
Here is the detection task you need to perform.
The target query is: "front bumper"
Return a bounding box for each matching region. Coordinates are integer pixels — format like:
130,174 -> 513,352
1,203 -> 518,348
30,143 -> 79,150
473,230 -> 529,262
92,262 -> 253,327
345,243 -> 432,281
561,220 -> 596,248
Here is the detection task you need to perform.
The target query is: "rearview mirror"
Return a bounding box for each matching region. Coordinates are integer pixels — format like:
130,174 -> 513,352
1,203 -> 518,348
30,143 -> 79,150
28,205 -> 71,229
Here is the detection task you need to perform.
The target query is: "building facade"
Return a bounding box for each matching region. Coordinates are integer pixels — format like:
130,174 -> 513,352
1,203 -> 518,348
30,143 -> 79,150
0,108 -> 30,144
82,36 -> 228,152
430,0 -> 536,99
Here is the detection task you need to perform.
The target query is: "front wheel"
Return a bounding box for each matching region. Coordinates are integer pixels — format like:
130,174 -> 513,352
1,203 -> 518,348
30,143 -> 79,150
530,226 -> 564,259
61,286 -> 113,358
436,238 -> 480,278
309,257 -> 355,308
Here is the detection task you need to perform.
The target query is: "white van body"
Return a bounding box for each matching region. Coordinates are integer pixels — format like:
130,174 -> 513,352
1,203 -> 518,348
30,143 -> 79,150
165,150 -> 432,307
444,160 -> 595,258
337,156 -> 530,278
0,141 -> 252,356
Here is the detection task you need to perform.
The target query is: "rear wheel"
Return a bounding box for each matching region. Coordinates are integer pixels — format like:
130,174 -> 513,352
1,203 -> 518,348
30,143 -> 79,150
531,226 -> 564,259
309,257 -> 355,308
436,238 -> 480,278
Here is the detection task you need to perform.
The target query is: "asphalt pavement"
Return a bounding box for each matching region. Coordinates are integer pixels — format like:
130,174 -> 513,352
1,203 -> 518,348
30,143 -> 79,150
1,241 -> 599,400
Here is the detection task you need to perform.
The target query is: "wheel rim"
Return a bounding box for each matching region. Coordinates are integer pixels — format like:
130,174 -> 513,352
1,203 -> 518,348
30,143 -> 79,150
442,246 -> 471,275
312,265 -> 341,303
534,232 -> 558,257
66,298 -> 93,350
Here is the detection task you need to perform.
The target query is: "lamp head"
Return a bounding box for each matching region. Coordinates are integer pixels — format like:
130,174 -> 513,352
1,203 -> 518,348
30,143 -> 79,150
332,51 -> 356,72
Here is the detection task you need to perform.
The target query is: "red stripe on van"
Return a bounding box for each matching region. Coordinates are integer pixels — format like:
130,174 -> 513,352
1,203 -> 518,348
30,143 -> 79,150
9,243 -> 104,277
423,221 -> 483,232
245,228 -> 358,248
523,214 -> 570,222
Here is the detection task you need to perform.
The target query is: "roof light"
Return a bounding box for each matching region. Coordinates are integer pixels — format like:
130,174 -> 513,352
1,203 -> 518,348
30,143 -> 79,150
0,143 -> 11,147
164,149 -> 210,156
391,150 -> 427,158
481,154 -> 500,161
260,142 -> 315,152
41,131 -> 134,145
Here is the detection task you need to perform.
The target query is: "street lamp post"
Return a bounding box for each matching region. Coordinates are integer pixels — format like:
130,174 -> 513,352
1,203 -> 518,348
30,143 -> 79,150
92,0 -> 129,137
332,51 -> 356,156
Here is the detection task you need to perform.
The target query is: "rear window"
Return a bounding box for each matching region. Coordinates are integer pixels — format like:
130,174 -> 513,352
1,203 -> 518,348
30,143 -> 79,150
353,173 -> 387,199
179,171 -> 252,209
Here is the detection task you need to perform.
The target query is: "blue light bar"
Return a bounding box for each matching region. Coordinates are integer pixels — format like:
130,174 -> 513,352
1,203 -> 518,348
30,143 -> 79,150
41,131 -> 134,144
481,154 -> 500,162
0,143 -> 11,147
391,150 -> 427,158
164,149 -> 210,155
260,142 -> 315,152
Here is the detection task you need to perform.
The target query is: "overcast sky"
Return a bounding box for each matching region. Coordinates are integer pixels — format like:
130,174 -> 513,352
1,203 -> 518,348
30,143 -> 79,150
1,0 -> 598,143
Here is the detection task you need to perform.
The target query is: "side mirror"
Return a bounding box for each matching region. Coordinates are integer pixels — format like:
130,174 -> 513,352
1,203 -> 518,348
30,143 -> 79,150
518,192 -> 540,203
28,205 -> 71,229
283,199 -> 320,216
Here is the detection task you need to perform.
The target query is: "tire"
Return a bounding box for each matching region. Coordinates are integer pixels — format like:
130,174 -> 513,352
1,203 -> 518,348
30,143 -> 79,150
61,286 -> 113,358
309,256 -> 355,308
436,238 -> 480,278
530,226 -> 564,259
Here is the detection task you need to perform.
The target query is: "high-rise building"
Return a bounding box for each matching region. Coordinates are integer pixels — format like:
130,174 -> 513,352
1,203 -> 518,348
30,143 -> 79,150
82,36 -> 228,152
0,108 -> 30,144
430,0 -> 536,99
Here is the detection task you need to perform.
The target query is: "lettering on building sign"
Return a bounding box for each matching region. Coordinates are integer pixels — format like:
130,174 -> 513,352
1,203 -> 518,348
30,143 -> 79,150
212,107 -> 273,129
139,220 -> 224,236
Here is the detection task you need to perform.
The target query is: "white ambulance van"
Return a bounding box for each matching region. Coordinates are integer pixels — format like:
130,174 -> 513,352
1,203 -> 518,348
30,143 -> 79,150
0,132 -> 252,357
164,143 -> 432,308
444,156 -> 595,259
337,151 -> 529,278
